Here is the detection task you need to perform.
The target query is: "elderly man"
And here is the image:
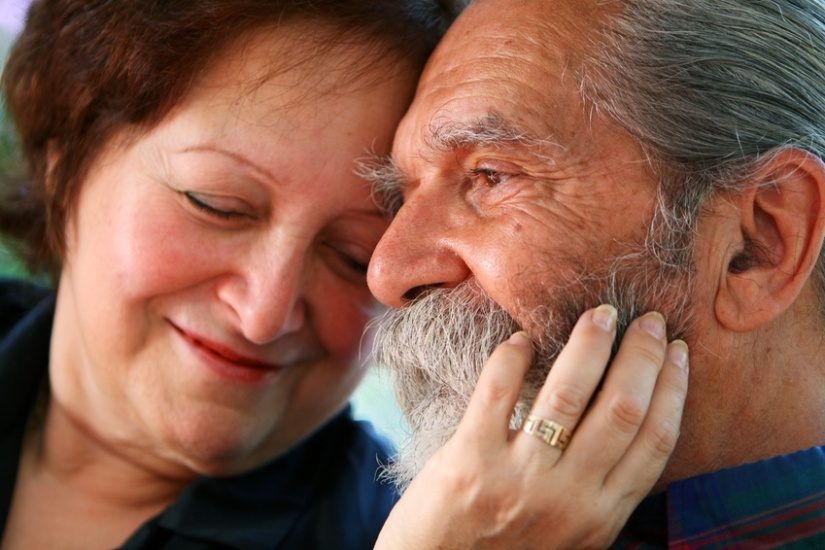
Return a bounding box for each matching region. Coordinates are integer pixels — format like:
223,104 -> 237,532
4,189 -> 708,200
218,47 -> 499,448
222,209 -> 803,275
367,0 -> 825,546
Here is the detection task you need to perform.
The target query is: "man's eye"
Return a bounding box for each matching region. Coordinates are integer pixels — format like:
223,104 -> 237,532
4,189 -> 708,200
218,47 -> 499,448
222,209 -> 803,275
470,167 -> 511,187
184,191 -> 245,220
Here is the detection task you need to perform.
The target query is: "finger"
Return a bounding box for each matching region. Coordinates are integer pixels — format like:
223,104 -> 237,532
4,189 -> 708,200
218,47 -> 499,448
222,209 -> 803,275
559,312 -> 669,474
459,331 -> 535,445
604,339 -> 688,497
520,305 -> 618,446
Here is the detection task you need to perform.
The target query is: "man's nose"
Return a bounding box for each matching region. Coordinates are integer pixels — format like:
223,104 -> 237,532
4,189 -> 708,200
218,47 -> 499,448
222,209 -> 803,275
217,242 -> 307,345
368,191 -> 471,307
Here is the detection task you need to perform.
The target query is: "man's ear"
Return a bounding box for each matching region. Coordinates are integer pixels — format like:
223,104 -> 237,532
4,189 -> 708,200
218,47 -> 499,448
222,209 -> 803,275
715,148 -> 825,331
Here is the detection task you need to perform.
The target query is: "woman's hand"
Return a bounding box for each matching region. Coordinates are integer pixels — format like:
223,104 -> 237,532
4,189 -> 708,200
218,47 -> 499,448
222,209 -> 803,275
375,305 -> 689,549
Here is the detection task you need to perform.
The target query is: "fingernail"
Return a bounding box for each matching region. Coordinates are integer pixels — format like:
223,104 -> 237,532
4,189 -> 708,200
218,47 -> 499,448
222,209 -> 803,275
508,331 -> 531,347
592,304 -> 617,331
639,312 -> 666,339
668,340 -> 689,370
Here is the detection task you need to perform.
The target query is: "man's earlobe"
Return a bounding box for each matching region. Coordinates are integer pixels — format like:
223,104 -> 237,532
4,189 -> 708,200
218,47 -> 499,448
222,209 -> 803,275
715,149 -> 825,331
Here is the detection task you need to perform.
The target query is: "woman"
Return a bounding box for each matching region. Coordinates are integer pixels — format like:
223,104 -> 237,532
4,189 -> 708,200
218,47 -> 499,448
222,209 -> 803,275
0,1 -> 443,547
0,0 -> 688,548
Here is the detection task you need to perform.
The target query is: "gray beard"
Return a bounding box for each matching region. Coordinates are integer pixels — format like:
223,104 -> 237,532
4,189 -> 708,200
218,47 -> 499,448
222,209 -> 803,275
370,255 -> 694,492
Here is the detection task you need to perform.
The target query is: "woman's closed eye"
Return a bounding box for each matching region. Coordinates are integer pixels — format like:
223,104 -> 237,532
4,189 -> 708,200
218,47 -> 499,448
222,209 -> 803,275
183,191 -> 254,221
324,240 -> 371,282
340,253 -> 369,277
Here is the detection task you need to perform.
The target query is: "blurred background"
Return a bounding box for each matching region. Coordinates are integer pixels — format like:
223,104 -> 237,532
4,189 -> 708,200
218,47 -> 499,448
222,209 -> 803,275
0,0 -> 408,447
0,0 -> 28,278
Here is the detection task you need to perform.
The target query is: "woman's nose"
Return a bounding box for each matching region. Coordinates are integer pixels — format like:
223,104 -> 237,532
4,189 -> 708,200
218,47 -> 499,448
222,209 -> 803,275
217,244 -> 308,345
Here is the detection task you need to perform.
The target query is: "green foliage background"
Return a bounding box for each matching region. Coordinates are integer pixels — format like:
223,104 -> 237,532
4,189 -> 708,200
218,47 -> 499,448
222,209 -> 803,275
0,100 -> 24,279
0,28 -> 27,279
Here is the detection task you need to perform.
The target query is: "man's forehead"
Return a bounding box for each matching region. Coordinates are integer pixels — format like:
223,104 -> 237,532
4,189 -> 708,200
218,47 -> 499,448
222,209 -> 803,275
391,78 -> 574,178
394,0 -> 611,152
421,0 -> 616,71
378,0 -> 619,202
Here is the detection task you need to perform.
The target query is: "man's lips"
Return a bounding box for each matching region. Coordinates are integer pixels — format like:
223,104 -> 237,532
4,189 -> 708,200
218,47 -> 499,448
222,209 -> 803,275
170,323 -> 279,371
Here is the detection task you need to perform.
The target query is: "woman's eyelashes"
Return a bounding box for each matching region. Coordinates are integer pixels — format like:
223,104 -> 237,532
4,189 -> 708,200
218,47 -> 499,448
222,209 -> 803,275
324,242 -> 371,280
181,186 -> 373,280
183,191 -> 252,221
342,254 -> 369,276
337,249 -> 370,277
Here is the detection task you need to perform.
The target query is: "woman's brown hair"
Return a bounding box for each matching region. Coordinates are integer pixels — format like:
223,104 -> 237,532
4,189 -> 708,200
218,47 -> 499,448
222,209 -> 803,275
0,0 -> 453,277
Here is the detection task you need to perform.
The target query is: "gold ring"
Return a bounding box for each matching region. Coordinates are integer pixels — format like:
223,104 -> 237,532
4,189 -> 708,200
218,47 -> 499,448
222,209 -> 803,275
521,415 -> 573,450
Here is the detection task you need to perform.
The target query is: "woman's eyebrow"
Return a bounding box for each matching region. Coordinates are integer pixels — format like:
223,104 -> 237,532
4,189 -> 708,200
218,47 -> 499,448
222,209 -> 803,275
177,144 -> 278,184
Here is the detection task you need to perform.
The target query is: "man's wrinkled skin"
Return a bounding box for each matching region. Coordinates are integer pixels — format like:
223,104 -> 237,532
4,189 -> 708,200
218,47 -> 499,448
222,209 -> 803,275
368,0 -> 825,491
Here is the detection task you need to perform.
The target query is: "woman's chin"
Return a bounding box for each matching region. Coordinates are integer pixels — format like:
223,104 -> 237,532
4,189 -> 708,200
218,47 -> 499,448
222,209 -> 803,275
155,412 -> 285,477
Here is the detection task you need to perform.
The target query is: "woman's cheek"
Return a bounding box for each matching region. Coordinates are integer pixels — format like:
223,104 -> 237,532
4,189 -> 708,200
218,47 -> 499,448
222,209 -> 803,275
114,202 -> 233,296
311,276 -> 375,361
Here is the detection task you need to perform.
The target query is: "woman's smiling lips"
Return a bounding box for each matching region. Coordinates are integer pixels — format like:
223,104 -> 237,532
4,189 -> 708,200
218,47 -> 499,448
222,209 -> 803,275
169,321 -> 282,383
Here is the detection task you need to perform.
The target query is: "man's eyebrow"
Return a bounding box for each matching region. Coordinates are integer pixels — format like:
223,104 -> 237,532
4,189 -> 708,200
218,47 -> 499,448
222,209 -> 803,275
352,114 -> 562,218
428,112 -> 560,153
354,152 -> 405,218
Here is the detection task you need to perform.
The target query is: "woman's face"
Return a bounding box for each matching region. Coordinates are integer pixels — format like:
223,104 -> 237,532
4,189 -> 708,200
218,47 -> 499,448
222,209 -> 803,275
49,28 -> 414,475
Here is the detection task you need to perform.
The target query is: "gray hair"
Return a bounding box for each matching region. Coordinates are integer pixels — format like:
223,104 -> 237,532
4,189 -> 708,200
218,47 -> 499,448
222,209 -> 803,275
581,0 -> 825,306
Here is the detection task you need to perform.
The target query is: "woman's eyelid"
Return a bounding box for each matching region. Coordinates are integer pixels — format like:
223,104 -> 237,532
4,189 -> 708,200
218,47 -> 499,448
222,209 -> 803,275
322,239 -> 372,279
183,190 -> 255,219
165,161 -> 268,218
333,239 -> 372,265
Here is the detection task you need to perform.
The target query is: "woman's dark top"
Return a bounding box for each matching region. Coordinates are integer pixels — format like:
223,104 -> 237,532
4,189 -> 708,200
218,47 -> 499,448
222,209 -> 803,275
0,279 -> 398,549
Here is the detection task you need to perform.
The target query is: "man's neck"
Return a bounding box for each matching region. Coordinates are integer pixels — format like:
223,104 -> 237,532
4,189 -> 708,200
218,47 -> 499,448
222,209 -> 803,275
661,300 -> 825,486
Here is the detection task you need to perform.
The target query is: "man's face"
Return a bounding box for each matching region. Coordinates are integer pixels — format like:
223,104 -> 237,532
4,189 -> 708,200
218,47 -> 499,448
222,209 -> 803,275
368,0 -> 665,317
367,0 -> 696,488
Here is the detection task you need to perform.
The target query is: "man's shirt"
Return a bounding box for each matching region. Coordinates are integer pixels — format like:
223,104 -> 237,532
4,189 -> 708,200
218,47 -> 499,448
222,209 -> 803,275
614,446 -> 825,549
